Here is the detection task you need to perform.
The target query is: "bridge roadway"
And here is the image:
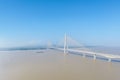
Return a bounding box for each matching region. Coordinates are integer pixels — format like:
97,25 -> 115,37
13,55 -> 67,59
56,48 -> 120,62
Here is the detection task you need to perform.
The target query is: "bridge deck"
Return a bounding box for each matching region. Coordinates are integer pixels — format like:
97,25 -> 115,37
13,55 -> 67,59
56,48 -> 120,59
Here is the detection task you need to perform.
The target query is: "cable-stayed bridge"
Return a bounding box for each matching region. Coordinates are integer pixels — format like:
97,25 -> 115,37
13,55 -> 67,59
53,34 -> 120,62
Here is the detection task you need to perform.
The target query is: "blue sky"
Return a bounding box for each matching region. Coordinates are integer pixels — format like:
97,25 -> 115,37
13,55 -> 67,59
0,0 -> 120,48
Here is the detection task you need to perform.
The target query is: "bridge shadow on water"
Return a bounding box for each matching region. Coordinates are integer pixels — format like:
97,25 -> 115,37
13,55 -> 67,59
68,51 -> 120,63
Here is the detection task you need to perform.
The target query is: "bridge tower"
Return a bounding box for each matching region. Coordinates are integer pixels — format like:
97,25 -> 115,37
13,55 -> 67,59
108,58 -> 112,62
93,54 -> 96,60
64,33 -> 68,55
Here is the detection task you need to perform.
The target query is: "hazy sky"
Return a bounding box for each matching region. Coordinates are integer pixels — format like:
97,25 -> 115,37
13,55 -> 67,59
0,0 -> 120,48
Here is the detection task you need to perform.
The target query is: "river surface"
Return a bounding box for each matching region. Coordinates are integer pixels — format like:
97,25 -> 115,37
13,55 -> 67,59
0,50 -> 120,80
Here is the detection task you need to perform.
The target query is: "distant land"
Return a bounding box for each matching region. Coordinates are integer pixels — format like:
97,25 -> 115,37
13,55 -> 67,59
0,46 -> 120,55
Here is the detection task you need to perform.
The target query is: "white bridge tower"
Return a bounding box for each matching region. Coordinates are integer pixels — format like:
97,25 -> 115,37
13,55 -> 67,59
64,33 -> 68,55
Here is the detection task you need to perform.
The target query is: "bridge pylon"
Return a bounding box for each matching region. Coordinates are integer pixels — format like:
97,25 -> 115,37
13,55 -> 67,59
64,33 -> 68,55
108,58 -> 112,62
93,54 -> 96,60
